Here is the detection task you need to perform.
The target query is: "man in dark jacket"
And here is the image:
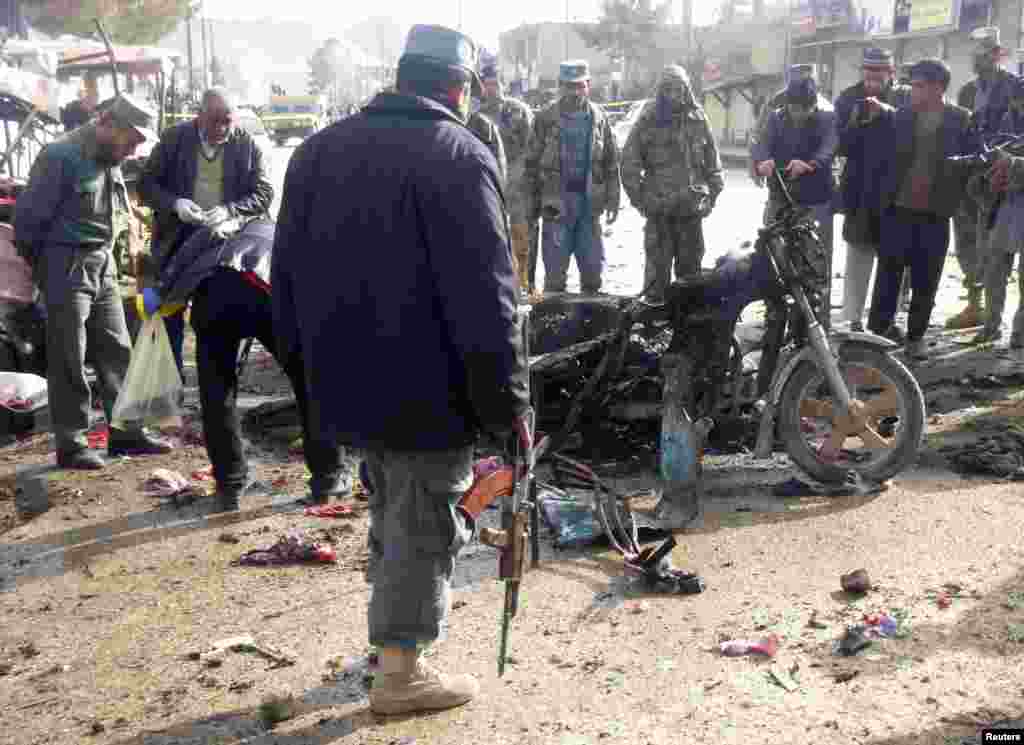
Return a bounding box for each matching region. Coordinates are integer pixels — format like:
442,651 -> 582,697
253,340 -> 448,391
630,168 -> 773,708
948,27 -> 1019,330
272,25 -> 529,716
138,87 -> 273,377
141,220 -> 347,511
834,47 -> 910,332
860,59 -> 977,359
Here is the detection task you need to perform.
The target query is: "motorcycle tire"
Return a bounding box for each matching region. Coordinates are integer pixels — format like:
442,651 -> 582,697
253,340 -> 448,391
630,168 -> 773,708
777,344 -> 925,484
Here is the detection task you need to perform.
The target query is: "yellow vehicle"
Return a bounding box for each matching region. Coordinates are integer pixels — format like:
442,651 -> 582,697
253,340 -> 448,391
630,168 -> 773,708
263,95 -> 325,146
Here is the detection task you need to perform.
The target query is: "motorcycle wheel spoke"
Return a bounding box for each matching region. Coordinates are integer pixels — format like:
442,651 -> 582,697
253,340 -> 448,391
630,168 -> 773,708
859,386 -> 900,418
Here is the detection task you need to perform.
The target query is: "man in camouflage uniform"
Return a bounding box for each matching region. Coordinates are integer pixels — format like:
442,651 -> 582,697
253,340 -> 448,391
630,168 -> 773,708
13,96 -> 172,469
479,63 -> 534,291
467,105 -> 507,185
968,77 -> 1024,348
622,65 -> 723,301
948,27 -> 1019,330
523,59 -> 620,295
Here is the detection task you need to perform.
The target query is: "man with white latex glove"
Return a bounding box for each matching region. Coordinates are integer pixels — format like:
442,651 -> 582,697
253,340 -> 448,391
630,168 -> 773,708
139,86 -> 273,375
174,198 -> 205,224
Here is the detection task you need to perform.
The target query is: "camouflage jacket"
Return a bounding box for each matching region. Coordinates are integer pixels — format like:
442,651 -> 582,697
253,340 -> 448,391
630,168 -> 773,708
522,98 -> 621,217
621,100 -> 724,217
479,95 -> 533,167
467,110 -> 508,186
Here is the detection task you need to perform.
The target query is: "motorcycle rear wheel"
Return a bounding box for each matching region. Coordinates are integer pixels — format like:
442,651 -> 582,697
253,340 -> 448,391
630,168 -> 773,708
778,344 -> 925,484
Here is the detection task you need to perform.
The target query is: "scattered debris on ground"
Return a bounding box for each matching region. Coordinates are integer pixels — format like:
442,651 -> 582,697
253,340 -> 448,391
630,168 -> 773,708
232,530 -> 338,567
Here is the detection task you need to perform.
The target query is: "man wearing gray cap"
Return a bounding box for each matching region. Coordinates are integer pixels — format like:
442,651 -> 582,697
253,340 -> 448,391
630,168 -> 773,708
479,63 -> 535,291
14,94 -> 172,469
622,65 -> 723,300
273,24 -> 529,715
524,59 -> 621,294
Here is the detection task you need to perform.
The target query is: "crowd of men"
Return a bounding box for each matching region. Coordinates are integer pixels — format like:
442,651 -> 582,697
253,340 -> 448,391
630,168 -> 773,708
11,17 -> 1024,721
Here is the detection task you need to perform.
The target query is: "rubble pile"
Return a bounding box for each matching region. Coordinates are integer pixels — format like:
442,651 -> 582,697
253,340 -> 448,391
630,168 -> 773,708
941,422 -> 1024,479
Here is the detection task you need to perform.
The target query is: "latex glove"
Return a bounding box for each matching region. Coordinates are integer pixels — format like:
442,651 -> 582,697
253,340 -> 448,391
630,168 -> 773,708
142,287 -> 162,316
210,219 -> 241,240
174,198 -> 205,224
605,206 -> 619,225
755,159 -> 775,178
203,205 -> 231,228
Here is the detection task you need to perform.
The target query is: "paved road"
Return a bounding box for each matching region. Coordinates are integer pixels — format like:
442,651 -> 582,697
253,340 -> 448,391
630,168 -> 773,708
266,143 -> 1022,334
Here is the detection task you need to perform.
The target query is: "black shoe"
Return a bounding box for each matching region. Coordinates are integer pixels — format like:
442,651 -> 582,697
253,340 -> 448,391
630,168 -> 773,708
849,321 -> 864,333
108,429 -> 173,457
57,449 -> 105,470
306,472 -> 348,505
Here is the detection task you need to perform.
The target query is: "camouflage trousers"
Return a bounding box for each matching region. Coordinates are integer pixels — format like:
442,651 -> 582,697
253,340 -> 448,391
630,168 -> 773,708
643,214 -> 705,301
953,196 -> 987,292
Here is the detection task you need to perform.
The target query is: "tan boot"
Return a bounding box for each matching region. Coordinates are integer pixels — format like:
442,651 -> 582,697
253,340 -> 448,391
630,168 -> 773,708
369,647 -> 478,715
945,288 -> 985,330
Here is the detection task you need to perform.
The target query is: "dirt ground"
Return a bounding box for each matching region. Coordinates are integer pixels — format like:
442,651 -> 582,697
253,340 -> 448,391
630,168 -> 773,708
2,323 -> 1024,745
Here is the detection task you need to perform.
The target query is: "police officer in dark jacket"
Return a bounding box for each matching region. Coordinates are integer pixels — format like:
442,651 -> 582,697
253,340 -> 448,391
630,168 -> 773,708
141,220 -> 347,512
272,24 -> 529,716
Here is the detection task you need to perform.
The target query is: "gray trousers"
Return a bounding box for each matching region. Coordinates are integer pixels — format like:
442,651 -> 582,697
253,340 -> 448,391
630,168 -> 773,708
985,251 -> 1024,342
364,445 -> 474,648
843,241 -> 876,324
39,246 -> 133,453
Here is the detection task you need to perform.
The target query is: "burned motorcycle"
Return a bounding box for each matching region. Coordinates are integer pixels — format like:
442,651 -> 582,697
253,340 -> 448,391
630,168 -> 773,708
657,169 -> 924,504
532,169 -> 926,526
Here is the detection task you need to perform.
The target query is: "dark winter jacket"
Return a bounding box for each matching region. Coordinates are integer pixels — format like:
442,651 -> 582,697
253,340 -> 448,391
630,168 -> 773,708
834,80 -> 911,214
156,218 -> 273,306
859,103 -> 977,219
271,92 -> 529,452
750,107 -> 836,206
138,120 -> 273,270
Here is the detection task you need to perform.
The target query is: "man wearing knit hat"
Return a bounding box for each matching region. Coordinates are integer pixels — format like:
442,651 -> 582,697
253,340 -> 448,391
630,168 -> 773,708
479,63 -> 535,291
622,64 -> 723,301
948,27 -> 1019,330
835,46 -> 910,332
752,76 -> 836,263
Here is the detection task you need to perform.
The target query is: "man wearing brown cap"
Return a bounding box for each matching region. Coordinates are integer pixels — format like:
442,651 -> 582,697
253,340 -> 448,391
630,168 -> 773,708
948,27 -> 1019,329
14,94 -> 172,469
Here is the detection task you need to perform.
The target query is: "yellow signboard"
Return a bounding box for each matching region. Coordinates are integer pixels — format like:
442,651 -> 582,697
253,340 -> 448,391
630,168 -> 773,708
910,0 -> 955,30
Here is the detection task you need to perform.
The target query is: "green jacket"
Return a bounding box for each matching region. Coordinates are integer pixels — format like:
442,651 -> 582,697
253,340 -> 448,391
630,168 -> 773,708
523,98 -> 621,217
14,123 -> 130,267
621,100 -> 724,216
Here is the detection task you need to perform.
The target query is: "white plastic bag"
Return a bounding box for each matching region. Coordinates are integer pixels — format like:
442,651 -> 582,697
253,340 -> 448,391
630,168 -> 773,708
111,317 -> 182,429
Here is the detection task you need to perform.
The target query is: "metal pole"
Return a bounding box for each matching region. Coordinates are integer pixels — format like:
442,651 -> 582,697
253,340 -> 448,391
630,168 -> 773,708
185,7 -> 194,102
565,0 -> 569,59
200,4 -> 209,90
